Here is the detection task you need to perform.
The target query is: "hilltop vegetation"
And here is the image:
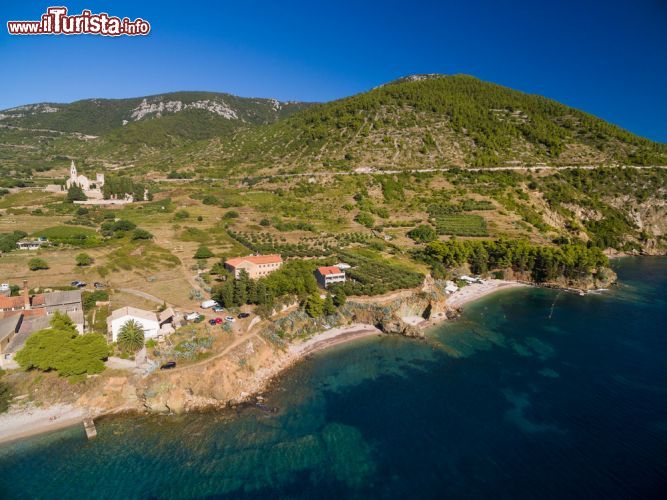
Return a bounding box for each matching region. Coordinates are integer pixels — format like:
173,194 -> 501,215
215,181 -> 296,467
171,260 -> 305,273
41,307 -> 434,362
1,75 -> 665,176
195,75 -> 667,174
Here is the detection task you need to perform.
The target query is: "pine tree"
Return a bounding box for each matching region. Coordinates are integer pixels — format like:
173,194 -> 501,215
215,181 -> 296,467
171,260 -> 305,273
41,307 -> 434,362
66,184 -> 87,202
323,294 -> 336,315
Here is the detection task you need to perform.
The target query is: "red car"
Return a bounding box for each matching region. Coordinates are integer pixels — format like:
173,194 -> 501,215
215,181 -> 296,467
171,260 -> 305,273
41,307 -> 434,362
214,317 -> 223,324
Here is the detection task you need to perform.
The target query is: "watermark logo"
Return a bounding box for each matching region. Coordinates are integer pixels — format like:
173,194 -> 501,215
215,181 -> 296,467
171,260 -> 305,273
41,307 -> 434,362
7,6 -> 151,36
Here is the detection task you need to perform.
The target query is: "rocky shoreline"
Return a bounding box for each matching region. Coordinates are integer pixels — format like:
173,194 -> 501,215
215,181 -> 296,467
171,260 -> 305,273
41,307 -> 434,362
0,275 -> 613,445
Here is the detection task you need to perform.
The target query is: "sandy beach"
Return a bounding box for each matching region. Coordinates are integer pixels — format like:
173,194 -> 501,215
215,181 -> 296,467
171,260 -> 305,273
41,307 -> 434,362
0,403 -> 87,445
289,324 -> 382,357
0,280 -> 526,446
445,279 -> 527,309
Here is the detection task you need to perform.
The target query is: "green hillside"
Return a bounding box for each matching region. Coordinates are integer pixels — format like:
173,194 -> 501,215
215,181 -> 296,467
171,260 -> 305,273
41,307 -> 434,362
193,75 -> 666,174
1,75 -> 665,178
0,91 -> 311,135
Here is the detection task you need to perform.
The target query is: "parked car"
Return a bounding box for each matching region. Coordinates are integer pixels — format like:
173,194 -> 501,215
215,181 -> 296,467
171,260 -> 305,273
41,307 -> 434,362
214,317 -> 223,324
185,312 -> 200,321
238,312 -> 250,319
93,282 -> 106,289
201,299 -> 218,309
208,319 -> 217,326
225,316 -> 236,323
212,305 -> 224,312
71,280 -> 86,288
160,361 -> 177,370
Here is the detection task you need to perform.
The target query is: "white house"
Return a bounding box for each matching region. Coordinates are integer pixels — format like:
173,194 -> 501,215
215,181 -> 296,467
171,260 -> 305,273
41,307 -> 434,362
315,266 -> 346,289
16,238 -> 48,250
107,306 -> 160,342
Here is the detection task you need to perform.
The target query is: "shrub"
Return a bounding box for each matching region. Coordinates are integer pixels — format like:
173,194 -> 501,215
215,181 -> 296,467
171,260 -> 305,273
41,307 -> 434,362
224,210 -> 240,219
202,195 -> 218,205
131,229 -> 153,240
408,224 -> 437,243
355,211 -> 375,228
194,246 -> 214,259
259,218 -> 271,227
112,219 -> 137,232
28,258 -> 49,271
174,210 -> 190,220
0,231 -> 27,253
75,252 -> 93,266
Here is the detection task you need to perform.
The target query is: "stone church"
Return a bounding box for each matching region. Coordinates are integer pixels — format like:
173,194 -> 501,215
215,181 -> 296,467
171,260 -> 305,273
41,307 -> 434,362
66,161 -> 105,192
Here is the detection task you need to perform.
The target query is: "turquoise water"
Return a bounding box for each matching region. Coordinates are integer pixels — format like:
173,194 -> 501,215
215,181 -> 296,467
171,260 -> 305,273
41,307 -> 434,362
1,257 -> 666,499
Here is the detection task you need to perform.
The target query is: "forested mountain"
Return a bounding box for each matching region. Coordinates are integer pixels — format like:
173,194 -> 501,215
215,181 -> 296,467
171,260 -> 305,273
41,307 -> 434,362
0,75 -> 665,176
196,74 -> 667,174
0,91 -> 311,135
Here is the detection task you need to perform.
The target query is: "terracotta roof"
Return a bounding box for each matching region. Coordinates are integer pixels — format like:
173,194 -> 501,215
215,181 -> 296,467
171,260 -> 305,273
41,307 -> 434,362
0,308 -> 47,320
0,293 -> 46,310
225,254 -> 282,267
32,294 -> 46,306
317,266 -> 343,276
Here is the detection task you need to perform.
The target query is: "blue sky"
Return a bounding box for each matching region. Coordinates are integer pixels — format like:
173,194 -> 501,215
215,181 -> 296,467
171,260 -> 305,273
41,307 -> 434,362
1,0 -> 666,141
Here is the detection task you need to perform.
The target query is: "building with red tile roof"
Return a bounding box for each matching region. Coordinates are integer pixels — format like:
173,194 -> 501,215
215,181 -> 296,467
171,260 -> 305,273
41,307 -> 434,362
225,254 -> 283,279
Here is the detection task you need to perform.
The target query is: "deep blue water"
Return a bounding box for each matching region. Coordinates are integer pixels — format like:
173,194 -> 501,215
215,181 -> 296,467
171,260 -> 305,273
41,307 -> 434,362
1,257 -> 666,499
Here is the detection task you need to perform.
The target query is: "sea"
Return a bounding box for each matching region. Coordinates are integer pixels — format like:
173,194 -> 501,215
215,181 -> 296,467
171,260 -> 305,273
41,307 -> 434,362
0,257 -> 665,499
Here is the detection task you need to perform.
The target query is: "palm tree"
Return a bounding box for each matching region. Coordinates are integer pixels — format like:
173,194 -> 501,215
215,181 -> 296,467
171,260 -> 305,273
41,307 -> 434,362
117,320 -> 145,353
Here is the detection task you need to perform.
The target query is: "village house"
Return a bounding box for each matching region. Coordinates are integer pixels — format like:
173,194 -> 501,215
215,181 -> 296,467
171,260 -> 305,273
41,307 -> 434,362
16,238 -> 49,251
0,281 -> 85,356
107,306 -> 175,342
225,254 -> 283,279
315,266 -> 346,289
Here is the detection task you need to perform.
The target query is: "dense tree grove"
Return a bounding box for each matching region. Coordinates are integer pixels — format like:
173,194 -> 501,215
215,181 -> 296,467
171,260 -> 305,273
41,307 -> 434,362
257,75 -> 667,166
421,239 -> 608,282
102,175 -> 150,201
15,313 -> 108,380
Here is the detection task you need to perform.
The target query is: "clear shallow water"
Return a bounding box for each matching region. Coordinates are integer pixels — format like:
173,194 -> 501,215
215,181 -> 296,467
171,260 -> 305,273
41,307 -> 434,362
1,257 -> 666,499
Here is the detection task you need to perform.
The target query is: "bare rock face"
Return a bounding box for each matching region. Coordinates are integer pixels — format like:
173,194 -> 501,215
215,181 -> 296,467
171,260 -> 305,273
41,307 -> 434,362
342,279 -> 451,338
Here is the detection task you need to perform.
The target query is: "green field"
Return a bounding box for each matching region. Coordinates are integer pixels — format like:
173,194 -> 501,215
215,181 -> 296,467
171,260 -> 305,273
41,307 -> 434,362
433,215 -> 489,237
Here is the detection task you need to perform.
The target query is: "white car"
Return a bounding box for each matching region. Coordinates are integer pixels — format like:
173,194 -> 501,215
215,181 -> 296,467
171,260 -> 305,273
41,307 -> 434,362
224,316 -> 236,323
185,312 -> 200,321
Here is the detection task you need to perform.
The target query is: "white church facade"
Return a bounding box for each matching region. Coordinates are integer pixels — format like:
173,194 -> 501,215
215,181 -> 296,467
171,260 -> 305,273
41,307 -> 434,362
66,161 -> 105,193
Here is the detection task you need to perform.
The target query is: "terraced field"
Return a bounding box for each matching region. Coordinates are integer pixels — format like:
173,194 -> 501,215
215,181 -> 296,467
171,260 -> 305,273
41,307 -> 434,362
433,214 -> 489,237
